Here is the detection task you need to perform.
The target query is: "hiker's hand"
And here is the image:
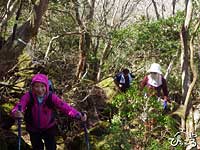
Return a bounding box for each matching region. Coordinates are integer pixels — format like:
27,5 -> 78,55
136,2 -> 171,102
164,96 -> 171,103
81,113 -> 87,122
164,96 -> 169,101
14,111 -> 24,119
119,84 -> 122,88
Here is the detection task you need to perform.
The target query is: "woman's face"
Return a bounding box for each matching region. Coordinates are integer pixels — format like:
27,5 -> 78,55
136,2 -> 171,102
32,82 -> 46,96
150,72 -> 159,80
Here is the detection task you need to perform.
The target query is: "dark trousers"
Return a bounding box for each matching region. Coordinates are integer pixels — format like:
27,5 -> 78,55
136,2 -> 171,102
29,126 -> 57,150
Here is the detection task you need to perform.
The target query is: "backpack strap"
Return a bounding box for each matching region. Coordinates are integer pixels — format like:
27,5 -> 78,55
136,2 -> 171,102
25,92 -> 54,124
24,91 -> 35,124
45,92 -> 54,109
28,91 -> 34,106
48,80 -> 54,93
28,91 -> 54,109
45,92 -> 57,124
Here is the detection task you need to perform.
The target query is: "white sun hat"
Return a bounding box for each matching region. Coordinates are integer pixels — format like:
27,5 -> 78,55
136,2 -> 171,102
147,63 -> 162,74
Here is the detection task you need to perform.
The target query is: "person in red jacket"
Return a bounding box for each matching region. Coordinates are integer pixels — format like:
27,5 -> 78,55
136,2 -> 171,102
11,74 -> 87,150
140,63 -> 169,109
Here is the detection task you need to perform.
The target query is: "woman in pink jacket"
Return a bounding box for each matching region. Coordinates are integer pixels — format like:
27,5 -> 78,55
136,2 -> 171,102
11,74 -> 86,150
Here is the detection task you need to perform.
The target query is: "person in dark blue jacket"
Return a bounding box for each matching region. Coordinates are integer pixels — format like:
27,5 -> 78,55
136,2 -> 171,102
114,68 -> 133,92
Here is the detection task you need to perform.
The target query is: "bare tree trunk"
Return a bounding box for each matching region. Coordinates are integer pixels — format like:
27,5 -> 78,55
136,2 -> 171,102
146,3 -> 152,21
0,0 -> 49,79
172,0 -> 177,15
180,0 -> 193,104
161,3 -> 165,18
179,0 -> 193,130
184,18 -> 200,138
180,25 -> 190,105
97,40 -> 111,81
76,32 -> 91,79
164,51 -> 178,79
72,0 -> 94,80
152,0 -> 160,20
44,35 -> 59,61
0,0 -> 20,28
198,46 -> 200,72
89,36 -> 100,81
185,107 -> 195,150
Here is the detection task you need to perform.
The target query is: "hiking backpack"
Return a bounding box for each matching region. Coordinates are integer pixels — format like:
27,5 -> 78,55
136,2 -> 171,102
24,91 -> 54,125
24,91 -> 72,135
24,78 -> 55,124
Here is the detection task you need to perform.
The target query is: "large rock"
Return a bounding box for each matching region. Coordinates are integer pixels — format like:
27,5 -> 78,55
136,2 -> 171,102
0,128 -> 31,150
64,121 -> 109,150
96,77 -> 118,102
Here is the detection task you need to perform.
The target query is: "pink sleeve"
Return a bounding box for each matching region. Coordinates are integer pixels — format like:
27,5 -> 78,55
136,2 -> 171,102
51,94 -> 81,118
11,92 -> 30,117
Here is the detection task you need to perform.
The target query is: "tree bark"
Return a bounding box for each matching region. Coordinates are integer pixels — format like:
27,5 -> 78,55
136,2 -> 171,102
172,0 -> 177,15
0,0 -> 49,79
72,0 -> 94,79
97,40 -> 111,81
146,3 -> 152,21
76,32 -> 91,79
180,0 -> 200,134
152,0 -> 160,20
0,0 -> 20,28
198,46 -> 200,72
180,25 -> 190,105
183,18 -> 200,136
180,0 -> 192,104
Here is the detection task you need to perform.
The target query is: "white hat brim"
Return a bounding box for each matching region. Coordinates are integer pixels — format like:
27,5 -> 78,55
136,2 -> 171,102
147,69 -> 162,74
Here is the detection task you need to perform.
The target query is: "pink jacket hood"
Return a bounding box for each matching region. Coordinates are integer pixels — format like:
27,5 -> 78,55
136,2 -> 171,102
31,74 -> 49,93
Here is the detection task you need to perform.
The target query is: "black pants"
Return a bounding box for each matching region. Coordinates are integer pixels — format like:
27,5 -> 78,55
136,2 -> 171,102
29,126 -> 57,150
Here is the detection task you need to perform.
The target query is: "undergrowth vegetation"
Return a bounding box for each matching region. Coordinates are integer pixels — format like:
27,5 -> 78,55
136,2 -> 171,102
99,82 -> 183,150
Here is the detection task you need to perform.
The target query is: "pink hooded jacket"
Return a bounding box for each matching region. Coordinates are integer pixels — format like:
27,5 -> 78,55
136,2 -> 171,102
11,74 -> 81,132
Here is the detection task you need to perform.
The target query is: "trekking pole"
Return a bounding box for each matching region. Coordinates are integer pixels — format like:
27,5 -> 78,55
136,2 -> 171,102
17,105 -> 22,150
81,113 -> 90,150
